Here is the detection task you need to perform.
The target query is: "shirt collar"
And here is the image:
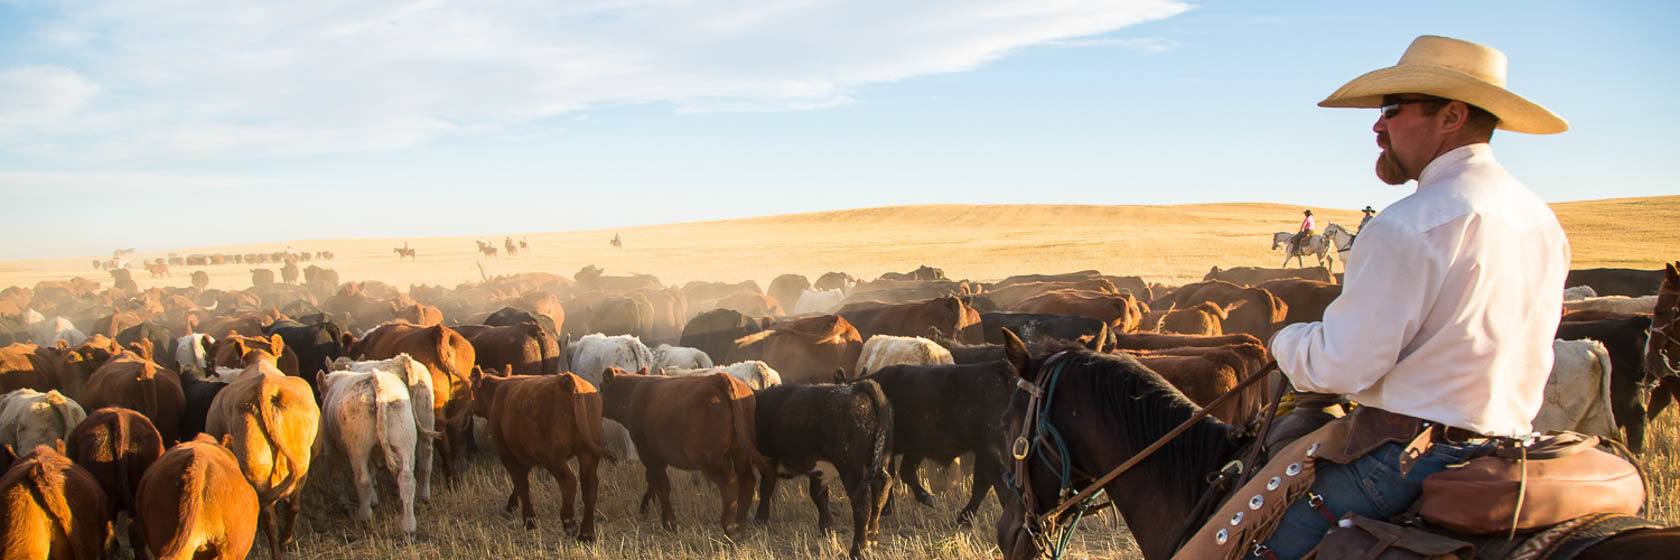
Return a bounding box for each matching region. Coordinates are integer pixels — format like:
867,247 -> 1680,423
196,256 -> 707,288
1417,143 -> 1492,188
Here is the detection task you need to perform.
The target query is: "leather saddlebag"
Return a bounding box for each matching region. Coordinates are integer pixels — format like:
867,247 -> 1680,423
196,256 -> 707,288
1306,513 -> 1472,560
1418,432 -> 1644,534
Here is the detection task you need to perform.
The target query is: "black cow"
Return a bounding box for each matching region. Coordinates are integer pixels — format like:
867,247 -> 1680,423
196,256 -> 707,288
853,332 -> 1028,526
117,322 -> 179,370
981,312 -> 1112,349
177,371 -> 228,439
485,306 -> 560,341
1558,315 -> 1654,453
265,318 -> 352,393
1566,268 -> 1665,297
680,308 -> 768,366
754,380 -> 894,559
277,299 -> 323,320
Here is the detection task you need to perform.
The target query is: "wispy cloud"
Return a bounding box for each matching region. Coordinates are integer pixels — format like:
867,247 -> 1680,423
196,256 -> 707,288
0,170 -> 283,195
1,0 -> 1193,161
1047,37 -> 1181,52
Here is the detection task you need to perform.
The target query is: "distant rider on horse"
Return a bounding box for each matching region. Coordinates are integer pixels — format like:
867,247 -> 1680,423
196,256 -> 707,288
1287,210 -> 1315,256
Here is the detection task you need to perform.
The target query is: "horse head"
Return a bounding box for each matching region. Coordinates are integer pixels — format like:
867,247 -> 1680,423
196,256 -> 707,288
996,327 -> 1249,560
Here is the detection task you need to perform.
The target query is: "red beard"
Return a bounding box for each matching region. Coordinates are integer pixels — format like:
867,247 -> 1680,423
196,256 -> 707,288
1375,147 -> 1409,185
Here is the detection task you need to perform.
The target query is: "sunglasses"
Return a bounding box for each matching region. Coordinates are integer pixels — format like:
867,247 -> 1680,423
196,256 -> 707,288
1380,98 -> 1443,119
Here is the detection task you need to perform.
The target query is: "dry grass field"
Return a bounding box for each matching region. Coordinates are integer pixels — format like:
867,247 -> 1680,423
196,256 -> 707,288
2,196 -> 1676,559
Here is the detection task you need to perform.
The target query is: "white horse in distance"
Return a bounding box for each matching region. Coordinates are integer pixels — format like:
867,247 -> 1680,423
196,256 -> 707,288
1271,230 -> 1333,269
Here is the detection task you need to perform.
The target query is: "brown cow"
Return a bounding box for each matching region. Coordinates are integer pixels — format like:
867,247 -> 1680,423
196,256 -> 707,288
980,278 -> 1118,309
196,314 -> 271,339
838,296 -> 983,344
1158,281 -> 1288,342
1158,301 -> 1226,336
350,322 -> 476,480
394,303 -> 443,327
204,359 -> 320,559
713,292 -> 783,318
51,336 -> 122,401
65,407 -> 164,552
0,443 -> 111,560
91,311 -> 148,338
599,368 -> 765,540
133,434 -> 260,560
734,315 -> 864,384
1204,265 -> 1333,286
1010,290 -> 1145,333
454,323 -> 556,375
1126,350 -> 1256,425
212,333 -> 302,377
1,342 -> 64,395
82,347 -> 186,445
474,371 -> 608,537
1256,278 -> 1343,327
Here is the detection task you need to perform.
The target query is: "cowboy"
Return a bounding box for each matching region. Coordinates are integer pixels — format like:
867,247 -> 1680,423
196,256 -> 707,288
1357,205 -> 1377,232
1249,36 -> 1571,559
1287,210 -> 1315,255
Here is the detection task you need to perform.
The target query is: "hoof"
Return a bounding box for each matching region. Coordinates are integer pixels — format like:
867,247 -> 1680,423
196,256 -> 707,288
523,518 -> 537,530
562,519 -> 579,534
955,511 -> 975,527
662,520 -> 677,532
914,493 -> 936,507
576,530 -> 596,543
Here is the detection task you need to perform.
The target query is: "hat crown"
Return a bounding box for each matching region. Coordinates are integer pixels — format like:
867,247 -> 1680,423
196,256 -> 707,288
1397,35 -> 1507,88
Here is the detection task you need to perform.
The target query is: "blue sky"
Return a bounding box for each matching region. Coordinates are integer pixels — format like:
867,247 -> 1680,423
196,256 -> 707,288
1,1 -> 1673,260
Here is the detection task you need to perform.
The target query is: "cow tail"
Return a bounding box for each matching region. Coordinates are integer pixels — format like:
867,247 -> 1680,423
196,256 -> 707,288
433,328 -> 471,430
857,379 -> 894,485
140,362 -> 160,440
1592,341 -> 1620,441
720,374 -> 770,470
374,381 -> 401,473
23,460 -> 83,560
156,456 -> 209,560
114,413 -> 134,514
567,375 -> 613,462
247,382 -> 303,503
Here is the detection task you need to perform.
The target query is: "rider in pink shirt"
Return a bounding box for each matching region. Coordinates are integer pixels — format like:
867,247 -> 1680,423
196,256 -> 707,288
1289,209 -> 1316,251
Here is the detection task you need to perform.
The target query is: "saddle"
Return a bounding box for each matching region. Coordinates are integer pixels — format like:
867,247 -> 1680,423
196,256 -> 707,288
1172,406 -> 1655,560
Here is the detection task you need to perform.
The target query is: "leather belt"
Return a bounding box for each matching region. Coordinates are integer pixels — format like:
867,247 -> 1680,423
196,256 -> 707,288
1435,424 -> 1487,444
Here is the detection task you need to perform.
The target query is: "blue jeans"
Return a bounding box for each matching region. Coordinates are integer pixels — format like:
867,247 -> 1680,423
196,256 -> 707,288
1259,440 -> 1485,559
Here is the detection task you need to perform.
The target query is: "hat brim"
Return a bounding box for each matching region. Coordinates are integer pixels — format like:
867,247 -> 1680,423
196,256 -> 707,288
1319,65 -> 1567,134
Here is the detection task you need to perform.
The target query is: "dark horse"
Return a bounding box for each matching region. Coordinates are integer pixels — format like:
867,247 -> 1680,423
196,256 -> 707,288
994,334 -> 1680,560
1644,261 -> 1680,420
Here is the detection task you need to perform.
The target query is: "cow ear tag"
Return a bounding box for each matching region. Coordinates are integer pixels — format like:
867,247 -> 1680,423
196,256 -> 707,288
1012,436 -> 1031,460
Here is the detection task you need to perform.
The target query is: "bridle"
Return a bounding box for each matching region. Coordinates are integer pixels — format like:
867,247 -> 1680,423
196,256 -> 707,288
1004,351 -> 1278,559
1645,288 -> 1680,384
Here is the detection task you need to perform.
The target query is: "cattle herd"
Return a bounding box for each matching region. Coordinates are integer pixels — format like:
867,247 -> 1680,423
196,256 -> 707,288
0,258 -> 1675,559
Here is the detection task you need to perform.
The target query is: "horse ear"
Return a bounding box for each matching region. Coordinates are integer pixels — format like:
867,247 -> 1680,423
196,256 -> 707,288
1088,326 -> 1107,352
1001,327 -> 1031,380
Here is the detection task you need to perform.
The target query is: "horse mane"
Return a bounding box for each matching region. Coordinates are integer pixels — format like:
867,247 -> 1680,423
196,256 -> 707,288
1050,350 -> 1247,502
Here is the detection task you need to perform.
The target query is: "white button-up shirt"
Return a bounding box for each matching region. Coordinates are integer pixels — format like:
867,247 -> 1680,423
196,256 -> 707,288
1269,144 -> 1570,438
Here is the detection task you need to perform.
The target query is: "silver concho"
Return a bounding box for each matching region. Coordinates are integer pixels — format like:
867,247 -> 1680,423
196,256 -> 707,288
1215,529 -> 1229,544
1286,463 -> 1303,476
1230,512 -> 1244,526
1248,495 -> 1264,510
1267,476 -> 1282,491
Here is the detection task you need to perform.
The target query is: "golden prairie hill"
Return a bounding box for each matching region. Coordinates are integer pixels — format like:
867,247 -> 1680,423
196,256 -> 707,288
1,196 -> 1675,292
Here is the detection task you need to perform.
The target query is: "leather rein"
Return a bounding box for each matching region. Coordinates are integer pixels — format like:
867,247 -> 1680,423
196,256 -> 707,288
1644,287 -> 1680,383
1006,351 -> 1279,551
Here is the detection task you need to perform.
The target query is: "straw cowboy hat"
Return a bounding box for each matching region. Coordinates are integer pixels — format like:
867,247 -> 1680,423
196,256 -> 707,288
1318,35 -> 1567,134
